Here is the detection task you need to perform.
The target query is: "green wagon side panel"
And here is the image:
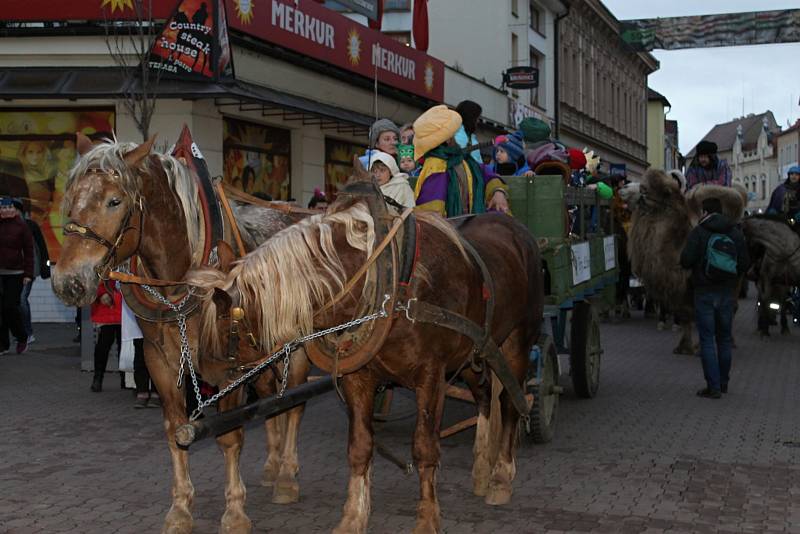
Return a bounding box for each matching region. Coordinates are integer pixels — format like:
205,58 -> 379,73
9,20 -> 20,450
507,175 -> 566,239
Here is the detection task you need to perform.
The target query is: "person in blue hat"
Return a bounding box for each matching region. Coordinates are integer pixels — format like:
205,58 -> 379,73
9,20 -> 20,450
0,196 -> 33,354
767,166 -> 800,223
491,131 -> 525,175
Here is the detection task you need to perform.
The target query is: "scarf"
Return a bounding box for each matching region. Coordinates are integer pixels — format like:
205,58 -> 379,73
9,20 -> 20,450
427,145 -> 485,217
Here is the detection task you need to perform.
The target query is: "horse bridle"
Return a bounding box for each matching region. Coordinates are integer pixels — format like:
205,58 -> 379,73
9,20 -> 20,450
62,168 -> 144,281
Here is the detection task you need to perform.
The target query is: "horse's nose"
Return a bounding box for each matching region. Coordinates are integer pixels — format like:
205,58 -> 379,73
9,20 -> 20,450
60,276 -> 86,304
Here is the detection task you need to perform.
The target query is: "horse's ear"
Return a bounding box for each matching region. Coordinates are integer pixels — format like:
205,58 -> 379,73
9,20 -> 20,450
76,132 -> 94,156
216,240 -> 236,272
123,135 -> 157,167
351,155 -> 370,182
212,288 -> 232,316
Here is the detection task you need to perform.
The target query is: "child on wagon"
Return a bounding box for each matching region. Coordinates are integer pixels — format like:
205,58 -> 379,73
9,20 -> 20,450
369,151 -> 415,209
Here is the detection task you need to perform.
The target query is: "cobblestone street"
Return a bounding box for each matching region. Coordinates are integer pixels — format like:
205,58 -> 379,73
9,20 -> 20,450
2,294 -> 800,533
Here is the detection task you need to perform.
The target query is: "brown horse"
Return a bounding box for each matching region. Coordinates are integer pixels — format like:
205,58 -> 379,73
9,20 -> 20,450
187,175 -> 543,533
51,135 -> 309,533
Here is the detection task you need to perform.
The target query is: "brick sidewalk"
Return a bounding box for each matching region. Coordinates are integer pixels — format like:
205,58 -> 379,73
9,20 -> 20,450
2,295 -> 800,533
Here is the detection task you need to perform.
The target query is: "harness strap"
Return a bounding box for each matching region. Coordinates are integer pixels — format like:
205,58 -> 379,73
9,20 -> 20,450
221,182 -> 319,215
216,182 -> 247,258
315,207 -> 413,317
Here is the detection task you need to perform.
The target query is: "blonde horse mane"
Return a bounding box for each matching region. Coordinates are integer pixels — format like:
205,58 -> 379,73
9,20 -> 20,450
191,202 -> 376,357
63,139 -> 203,265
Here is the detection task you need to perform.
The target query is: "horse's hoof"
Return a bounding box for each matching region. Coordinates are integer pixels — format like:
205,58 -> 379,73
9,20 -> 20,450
484,482 -> 513,506
271,478 -> 300,504
220,510 -> 252,534
333,517 -> 367,534
162,508 -> 193,534
412,519 -> 440,534
261,466 -> 279,487
472,476 -> 489,497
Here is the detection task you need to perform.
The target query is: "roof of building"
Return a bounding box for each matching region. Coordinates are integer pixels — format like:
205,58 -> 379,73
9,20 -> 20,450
777,118 -> 800,138
687,111 -> 779,157
647,88 -> 670,108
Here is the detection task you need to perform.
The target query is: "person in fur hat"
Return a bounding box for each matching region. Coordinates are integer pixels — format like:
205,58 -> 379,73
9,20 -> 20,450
413,105 -> 509,216
767,165 -> 800,221
359,118 -> 400,168
685,140 -> 731,190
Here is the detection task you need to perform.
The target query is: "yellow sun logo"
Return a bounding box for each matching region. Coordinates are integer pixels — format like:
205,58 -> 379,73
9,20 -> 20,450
101,0 -> 133,12
234,0 -> 255,24
347,28 -> 362,66
424,62 -> 434,93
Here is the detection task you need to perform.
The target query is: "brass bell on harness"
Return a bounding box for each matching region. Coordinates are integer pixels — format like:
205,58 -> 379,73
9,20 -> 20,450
231,307 -> 245,321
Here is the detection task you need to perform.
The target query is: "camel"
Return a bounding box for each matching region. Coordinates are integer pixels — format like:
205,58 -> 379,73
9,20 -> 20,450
619,170 -> 746,354
741,215 -> 800,337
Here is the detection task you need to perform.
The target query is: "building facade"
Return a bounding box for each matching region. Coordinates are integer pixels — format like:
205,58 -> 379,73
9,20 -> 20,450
776,119 -> 800,178
557,0 -> 659,180
646,88 -> 670,170
333,0 -> 567,130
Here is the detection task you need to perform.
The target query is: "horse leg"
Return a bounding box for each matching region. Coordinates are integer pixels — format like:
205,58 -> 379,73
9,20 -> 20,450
252,373 -> 282,488
216,388 -> 252,533
411,367 -> 446,534
485,330 -> 528,506
271,349 -> 312,504
143,341 -> 194,534
333,371 -> 379,534
461,369 -> 492,497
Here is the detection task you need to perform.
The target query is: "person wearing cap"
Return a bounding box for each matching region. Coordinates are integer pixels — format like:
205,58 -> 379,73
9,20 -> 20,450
491,131 -> 525,176
359,118 -> 401,169
766,165 -> 800,222
685,140 -> 732,190
413,105 -> 509,216
396,144 -> 419,177
454,100 -> 483,165
11,198 -> 49,345
369,151 -> 415,209
0,196 -> 33,355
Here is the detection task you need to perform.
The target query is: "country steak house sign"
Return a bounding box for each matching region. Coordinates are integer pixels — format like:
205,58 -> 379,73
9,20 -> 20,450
226,0 -> 444,101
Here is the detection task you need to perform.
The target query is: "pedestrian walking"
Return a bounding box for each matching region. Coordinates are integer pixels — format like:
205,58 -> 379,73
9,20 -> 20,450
685,140 -> 732,190
680,197 -> 750,399
0,196 -> 33,355
11,198 -> 49,344
90,282 -> 122,392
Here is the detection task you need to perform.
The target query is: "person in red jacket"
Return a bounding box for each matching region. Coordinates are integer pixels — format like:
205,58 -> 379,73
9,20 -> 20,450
0,196 -> 33,355
90,282 -> 122,392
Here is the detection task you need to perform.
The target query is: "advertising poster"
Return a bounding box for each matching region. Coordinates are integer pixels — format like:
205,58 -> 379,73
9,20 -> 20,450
0,109 -> 115,263
223,118 -> 291,200
325,138 -> 363,201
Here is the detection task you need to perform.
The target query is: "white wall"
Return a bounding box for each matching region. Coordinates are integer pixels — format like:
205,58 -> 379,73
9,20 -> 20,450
29,280 -> 75,323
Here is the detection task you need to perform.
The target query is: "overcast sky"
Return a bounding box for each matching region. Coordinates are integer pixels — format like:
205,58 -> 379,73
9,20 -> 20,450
602,0 -> 800,154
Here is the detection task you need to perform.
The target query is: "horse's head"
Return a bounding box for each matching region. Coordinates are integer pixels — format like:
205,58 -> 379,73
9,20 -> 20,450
52,133 -> 155,306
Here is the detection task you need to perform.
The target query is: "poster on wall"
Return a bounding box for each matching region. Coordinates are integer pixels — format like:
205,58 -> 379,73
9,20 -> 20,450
223,118 -> 291,200
325,138 -> 363,201
148,0 -> 234,80
0,109 -> 115,263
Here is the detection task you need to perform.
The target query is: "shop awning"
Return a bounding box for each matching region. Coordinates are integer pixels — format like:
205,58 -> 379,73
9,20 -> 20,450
0,67 -> 372,135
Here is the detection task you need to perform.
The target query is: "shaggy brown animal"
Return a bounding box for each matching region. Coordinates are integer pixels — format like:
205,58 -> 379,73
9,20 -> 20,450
623,169 -> 695,353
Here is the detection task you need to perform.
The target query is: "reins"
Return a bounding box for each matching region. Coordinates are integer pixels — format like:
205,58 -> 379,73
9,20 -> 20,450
314,206 -> 413,318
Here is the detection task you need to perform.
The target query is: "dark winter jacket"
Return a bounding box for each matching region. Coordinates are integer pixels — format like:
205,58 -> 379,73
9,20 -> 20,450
766,180 -> 800,217
0,214 -> 34,279
680,213 -> 750,292
25,218 -> 50,279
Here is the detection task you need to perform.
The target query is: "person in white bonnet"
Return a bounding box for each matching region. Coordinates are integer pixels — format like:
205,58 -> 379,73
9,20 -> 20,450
369,150 -> 415,209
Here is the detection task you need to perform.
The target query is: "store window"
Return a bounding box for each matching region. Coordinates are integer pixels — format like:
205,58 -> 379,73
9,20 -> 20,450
223,117 -> 291,201
0,108 -> 115,262
325,137 -> 363,200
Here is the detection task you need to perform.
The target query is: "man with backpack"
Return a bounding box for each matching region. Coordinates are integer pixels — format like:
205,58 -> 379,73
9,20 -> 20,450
680,197 -> 750,399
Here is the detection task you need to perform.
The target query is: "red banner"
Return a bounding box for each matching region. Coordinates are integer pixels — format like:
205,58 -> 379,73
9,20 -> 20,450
5,0 -> 175,21
148,0 -> 234,80
225,0 -> 444,101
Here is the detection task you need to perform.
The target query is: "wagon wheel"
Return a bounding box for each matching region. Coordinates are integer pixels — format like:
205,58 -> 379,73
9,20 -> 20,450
570,300 -> 602,398
522,335 -> 561,444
